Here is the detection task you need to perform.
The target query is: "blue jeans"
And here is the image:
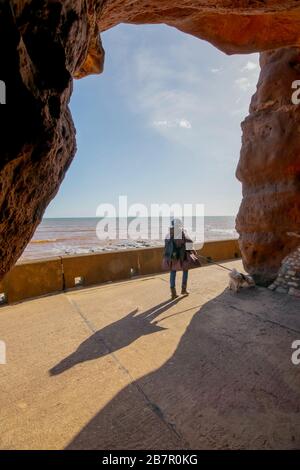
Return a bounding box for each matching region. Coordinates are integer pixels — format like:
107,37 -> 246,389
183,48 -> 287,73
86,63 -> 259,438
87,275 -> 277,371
170,270 -> 188,289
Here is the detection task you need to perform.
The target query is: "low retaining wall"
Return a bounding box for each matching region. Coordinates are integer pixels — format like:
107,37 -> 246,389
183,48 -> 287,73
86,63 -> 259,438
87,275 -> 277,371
0,239 -> 241,304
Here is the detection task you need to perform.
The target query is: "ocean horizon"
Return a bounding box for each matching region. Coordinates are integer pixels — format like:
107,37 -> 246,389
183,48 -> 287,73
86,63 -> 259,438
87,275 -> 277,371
21,216 -> 238,260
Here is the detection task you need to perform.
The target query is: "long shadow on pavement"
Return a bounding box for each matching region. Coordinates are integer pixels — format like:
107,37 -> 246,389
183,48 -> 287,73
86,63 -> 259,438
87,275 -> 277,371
50,298 -> 183,376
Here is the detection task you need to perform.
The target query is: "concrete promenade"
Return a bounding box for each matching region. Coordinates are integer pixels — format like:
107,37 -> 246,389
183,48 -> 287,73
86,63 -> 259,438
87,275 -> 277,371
0,260 -> 300,449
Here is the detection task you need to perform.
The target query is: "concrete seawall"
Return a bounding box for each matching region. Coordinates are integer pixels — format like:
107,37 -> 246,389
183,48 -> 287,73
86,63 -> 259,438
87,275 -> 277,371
0,239 -> 240,304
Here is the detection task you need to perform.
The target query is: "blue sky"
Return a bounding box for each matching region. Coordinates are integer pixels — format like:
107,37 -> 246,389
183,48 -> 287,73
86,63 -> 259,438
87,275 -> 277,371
45,24 -> 259,218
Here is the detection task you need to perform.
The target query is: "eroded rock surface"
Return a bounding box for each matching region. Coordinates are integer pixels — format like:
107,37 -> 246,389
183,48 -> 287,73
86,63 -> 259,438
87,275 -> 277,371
0,0 -> 100,279
236,48 -> 300,285
98,0 -> 300,54
2,1 -> 300,281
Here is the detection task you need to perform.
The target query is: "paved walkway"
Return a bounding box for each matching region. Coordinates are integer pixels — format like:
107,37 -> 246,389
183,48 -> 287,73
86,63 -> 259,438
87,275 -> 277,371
0,260 -> 300,449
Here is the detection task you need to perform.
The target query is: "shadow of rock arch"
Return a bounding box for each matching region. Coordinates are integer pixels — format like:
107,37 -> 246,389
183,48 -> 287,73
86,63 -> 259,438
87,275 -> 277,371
66,288 -> 300,450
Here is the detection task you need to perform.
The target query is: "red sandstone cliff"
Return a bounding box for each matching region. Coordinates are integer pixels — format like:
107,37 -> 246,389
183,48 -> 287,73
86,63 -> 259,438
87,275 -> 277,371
236,48 -> 300,283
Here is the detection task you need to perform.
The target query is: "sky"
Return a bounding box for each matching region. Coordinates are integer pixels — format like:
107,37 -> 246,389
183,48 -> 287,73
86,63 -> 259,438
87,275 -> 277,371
45,23 -> 260,218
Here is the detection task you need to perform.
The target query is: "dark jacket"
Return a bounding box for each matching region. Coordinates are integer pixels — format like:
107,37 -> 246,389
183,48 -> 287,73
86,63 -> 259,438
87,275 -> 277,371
163,229 -> 200,271
164,229 -> 189,263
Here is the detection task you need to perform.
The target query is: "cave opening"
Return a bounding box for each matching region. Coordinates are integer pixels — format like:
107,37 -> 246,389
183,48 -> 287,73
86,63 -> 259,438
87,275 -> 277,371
1,2 -> 300,287
32,24 -> 259,267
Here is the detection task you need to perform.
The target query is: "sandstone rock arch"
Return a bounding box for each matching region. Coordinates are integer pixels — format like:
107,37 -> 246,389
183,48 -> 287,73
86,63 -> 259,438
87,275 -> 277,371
1,1 -> 300,284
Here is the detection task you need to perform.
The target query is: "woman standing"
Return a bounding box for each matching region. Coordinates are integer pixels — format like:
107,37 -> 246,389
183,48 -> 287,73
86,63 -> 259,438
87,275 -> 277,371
163,219 -> 200,300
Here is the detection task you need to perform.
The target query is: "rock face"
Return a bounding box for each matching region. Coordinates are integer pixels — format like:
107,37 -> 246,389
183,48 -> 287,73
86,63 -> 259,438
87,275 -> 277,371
1,1 -> 300,282
0,0 -> 102,279
98,0 -> 300,54
236,48 -> 300,285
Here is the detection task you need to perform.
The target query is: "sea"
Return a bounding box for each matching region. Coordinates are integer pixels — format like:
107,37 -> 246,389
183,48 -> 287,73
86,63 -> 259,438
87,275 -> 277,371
21,216 -> 238,260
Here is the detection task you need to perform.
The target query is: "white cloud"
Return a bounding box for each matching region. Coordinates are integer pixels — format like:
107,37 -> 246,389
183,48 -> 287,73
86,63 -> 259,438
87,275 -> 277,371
153,119 -> 192,129
211,68 -> 222,74
153,120 -> 169,128
179,119 -> 192,129
242,61 -> 258,72
235,77 -> 252,91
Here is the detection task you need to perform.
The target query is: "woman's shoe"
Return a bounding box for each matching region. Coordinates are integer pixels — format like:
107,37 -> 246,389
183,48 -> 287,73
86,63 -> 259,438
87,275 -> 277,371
171,288 -> 178,300
181,286 -> 189,296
